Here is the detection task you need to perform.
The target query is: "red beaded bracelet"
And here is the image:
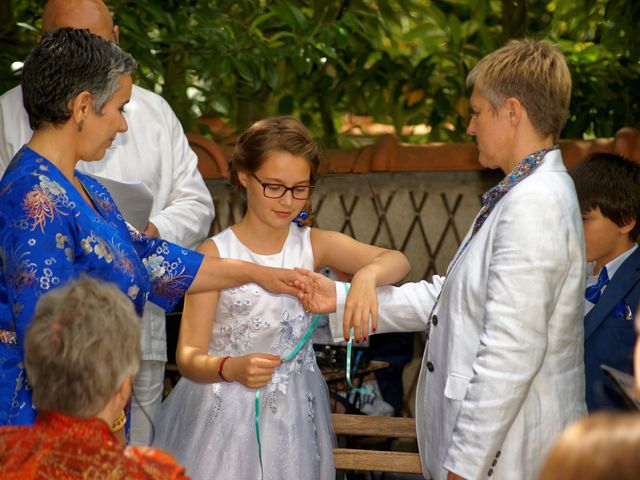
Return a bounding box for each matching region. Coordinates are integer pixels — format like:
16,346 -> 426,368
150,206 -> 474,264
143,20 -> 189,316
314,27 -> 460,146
218,356 -> 231,382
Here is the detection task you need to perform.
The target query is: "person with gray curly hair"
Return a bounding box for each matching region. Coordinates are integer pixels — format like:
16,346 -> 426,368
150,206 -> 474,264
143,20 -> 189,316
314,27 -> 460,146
24,276 -> 141,419
0,27 -> 309,428
0,276 -> 188,478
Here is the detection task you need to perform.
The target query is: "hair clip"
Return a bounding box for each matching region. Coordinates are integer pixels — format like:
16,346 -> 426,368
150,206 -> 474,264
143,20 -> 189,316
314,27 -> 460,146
292,209 -> 309,227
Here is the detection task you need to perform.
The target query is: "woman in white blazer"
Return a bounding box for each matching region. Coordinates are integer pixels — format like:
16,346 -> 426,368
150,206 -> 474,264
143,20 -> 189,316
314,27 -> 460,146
300,39 -> 587,480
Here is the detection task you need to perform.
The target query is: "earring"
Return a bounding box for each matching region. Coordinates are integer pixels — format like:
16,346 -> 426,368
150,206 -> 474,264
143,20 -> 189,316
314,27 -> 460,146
292,209 -> 309,227
77,119 -> 84,132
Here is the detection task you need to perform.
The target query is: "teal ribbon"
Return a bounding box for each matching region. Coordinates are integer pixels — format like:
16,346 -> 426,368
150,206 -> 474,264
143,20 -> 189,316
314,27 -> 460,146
342,282 -> 370,396
345,328 -> 370,395
255,313 -> 322,479
253,281 -> 373,476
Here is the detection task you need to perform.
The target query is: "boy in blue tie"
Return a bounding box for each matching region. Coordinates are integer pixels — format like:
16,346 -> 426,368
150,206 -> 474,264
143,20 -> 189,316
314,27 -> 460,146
571,152 -> 640,411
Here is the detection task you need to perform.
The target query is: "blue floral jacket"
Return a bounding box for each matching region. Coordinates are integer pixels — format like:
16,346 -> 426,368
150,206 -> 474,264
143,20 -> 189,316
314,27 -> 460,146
0,147 -> 204,425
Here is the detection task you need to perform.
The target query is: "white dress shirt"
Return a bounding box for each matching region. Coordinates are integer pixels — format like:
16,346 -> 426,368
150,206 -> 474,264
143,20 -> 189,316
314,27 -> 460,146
0,84 -> 215,361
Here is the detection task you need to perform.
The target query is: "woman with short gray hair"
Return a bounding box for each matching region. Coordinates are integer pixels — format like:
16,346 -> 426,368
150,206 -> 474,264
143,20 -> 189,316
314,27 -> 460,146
0,276 -> 188,478
22,27 -> 136,131
302,39 -> 586,480
0,27 -> 310,427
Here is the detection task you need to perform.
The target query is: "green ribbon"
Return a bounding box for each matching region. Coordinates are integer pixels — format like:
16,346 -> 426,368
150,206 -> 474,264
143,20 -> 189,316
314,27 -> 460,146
253,280 -> 372,476
342,282 -> 370,396
345,328 -> 370,395
255,312 -> 322,479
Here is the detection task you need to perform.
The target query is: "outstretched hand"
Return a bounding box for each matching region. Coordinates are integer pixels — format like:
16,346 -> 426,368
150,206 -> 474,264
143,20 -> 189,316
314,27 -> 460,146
342,269 -> 378,342
292,268 -> 337,314
292,268 -> 378,342
257,266 -> 314,299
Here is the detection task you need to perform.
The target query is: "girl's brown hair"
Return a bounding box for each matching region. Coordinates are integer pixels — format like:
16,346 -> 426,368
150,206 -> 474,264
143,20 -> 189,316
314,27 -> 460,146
229,116 -> 320,190
229,116 -> 320,226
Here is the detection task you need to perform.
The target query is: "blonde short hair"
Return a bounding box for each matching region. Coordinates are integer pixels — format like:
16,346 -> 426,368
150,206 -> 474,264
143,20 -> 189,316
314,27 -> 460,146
466,39 -> 571,139
539,412 -> 640,480
25,276 -> 141,417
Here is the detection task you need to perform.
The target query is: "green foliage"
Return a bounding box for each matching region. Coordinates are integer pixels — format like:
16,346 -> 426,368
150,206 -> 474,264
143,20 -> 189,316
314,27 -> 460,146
0,0 -> 637,146
549,0 -> 640,138
0,1 -> 41,94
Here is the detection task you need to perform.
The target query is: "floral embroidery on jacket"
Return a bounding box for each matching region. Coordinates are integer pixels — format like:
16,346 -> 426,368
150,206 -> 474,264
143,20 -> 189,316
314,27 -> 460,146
22,180 -> 68,233
0,147 -> 204,427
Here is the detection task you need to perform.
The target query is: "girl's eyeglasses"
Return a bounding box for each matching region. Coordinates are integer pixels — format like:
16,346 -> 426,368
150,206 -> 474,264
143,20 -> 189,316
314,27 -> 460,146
250,173 -> 314,200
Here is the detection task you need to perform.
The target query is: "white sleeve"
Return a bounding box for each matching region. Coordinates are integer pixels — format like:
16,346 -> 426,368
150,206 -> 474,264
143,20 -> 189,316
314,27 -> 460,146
329,277 -> 444,342
0,98 -> 12,172
148,98 -> 214,247
0,86 -> 32,175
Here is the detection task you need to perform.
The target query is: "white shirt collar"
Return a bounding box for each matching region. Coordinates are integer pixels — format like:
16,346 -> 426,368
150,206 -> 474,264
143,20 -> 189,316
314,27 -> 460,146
586,243 -> 639,285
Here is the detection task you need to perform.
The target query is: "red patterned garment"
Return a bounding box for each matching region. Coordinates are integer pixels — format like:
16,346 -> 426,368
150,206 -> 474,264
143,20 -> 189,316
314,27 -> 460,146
0,411 -> 189,479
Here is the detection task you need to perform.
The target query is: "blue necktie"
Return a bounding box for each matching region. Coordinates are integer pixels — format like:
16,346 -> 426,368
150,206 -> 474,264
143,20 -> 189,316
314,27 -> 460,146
585,266 -> 609,304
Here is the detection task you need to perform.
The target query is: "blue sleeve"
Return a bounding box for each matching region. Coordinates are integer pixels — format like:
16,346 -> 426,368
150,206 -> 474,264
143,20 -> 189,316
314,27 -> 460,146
128,226 -> 204,312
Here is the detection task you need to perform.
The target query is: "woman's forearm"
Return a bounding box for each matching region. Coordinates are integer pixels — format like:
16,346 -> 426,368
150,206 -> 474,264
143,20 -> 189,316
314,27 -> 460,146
188,257 -> 259,293
188,256 -> 303,296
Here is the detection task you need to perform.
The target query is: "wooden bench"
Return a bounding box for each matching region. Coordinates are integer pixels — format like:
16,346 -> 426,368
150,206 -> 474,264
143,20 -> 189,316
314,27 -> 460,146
332,413 -> 422,476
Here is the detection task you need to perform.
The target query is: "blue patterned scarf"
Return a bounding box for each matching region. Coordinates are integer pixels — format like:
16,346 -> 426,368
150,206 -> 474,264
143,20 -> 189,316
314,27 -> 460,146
471,145 -> 558,236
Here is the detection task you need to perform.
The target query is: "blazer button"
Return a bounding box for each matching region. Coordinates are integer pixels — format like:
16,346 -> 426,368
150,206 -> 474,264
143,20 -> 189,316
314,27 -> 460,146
495,451 -> 501,458
432,314 -> 438,326
426,361 -> 434,372
488,469 -> 493,476
492,460 -> 497,467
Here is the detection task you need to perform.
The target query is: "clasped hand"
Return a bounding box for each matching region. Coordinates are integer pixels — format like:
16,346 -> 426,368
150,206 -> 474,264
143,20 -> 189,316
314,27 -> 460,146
291,268 -> 377,342
225,268 -> 378,389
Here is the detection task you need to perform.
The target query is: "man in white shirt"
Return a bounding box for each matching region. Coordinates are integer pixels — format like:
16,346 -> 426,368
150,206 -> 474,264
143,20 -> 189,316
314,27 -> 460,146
0,0 -> 215,444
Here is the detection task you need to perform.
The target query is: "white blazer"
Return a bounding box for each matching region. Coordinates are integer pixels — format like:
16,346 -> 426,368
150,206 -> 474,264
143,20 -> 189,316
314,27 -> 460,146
331,150 -> 587,480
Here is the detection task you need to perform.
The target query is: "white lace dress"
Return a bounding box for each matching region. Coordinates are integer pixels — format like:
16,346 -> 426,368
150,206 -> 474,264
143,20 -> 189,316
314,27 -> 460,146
153,225 -> 335,479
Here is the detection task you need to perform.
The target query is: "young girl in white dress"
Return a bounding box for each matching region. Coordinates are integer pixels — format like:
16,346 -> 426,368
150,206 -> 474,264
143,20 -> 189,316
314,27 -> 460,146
153,117 -> 410,479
